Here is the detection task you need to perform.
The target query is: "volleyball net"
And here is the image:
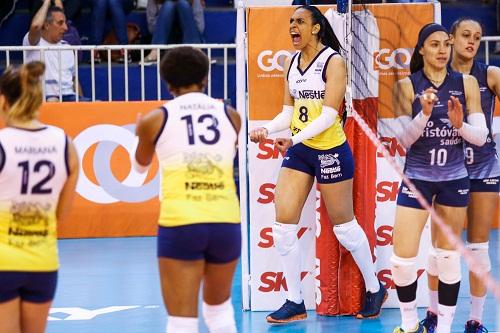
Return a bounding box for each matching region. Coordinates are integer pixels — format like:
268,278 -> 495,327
239,0 -> 500,314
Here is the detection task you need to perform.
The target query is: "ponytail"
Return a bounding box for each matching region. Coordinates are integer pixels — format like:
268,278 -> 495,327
0,61 -> 44,122
409,47 -> 423,74
297,5 -> 343,53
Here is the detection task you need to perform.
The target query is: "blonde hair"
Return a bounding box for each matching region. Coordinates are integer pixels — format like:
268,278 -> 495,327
0,61 -> 45,122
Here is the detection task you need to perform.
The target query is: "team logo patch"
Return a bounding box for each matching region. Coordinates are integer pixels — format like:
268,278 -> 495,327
318,153 -> 340,168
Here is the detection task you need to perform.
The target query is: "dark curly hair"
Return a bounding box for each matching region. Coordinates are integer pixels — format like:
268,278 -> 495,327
160,46 -> 209,90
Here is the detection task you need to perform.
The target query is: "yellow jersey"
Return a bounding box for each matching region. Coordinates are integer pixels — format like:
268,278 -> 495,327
287,47 -> 346,150
0,126 -> 68,271
155,93 -> 240,227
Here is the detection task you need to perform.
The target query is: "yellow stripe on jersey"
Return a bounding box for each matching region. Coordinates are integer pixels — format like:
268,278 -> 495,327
158,161 -> 240,227
290,99 -> 346,150
0,204 -> 58,271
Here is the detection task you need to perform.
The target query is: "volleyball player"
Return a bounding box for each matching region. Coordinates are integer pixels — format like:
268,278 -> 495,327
391,23 -> 487,333
249,5 -> 387,323
134,46 -> 241,333
0,61 -> 79,333
422,18 -> 500,333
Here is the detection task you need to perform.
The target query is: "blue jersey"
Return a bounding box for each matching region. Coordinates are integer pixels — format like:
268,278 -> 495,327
465,61 -> 500,179
405,70 -> 468,181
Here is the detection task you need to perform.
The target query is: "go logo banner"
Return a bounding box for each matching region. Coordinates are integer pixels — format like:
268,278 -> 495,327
38,101 -> 164,238
74,124 -> 159,204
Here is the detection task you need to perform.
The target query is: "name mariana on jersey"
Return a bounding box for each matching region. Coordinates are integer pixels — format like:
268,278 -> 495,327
14,145 -> 58,154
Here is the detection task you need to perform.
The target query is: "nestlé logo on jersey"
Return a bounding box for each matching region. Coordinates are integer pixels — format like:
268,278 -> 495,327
373,48 -> 412,71
297,90 -> 325,99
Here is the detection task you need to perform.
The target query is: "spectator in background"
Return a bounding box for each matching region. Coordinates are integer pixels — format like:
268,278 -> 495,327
90,0 -> 135,63
29,0 -> 81,22
0,0 -> 17,28
143,0 -> 204,64
23,0 -> 90,101
496,0 -> 500,53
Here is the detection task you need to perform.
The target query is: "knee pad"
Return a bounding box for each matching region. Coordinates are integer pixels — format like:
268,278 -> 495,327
435,248 -> 461,284
272,222 -> 298,256
390,254 -> 417,287
202,298 -> 236,333
427,246 -> 438,277
333,219 -> 366,252
467,242 -> 491,273
166,316 -> 199,333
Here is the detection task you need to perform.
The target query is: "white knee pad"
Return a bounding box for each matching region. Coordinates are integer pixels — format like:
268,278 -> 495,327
427,246 -> 438,277
333,219 -> 365,252
435,248 -> 461,284
272,222 -> 298,256
467,242 -> 491,273
202,298 -> 236,333
166,316 -> 198,333
390,254 -> 417,287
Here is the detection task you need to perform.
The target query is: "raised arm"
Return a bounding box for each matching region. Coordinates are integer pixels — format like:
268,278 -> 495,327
393,77 -> 435,149
28,0 -> 52,46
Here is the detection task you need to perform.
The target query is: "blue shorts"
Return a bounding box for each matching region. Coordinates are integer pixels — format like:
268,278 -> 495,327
157,223 -> 241,263
281,141 -> 354,184
470,177 -> 500,193
0,271 -> 57,303
396,177 -> 470,209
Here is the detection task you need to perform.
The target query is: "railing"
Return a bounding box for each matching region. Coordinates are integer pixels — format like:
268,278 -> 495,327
0,44 -> 236,102
481,36 -> 500,65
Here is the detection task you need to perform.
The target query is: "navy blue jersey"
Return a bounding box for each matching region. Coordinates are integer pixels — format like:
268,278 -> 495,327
405,70 -> 468,181
465,61 -> 500,179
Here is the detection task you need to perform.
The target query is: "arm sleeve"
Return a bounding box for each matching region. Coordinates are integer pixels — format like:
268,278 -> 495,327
458,112 -> 488,146
396,111 -> 430,149
262,105 -> 294,134
290,105 -> 338,145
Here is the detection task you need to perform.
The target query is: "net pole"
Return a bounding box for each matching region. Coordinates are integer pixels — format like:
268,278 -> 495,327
236,0 -> 251,311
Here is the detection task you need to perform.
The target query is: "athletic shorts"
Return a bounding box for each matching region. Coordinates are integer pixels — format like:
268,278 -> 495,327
470,177 -> 500,193
281,141 -> 354,184
0,271 -> 58,303
396,177 -> 470,209
157,223 -> 241,263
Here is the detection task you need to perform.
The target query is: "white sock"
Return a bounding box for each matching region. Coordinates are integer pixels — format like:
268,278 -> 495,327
436,304 -> 456,333
333,221 -> 380,293
166,316 -> 198,333
274,222 -> 302,304
469,295 -> 485,323
399,299 -> 418,332
429,290 -> 438,314
202,298 -> 237,333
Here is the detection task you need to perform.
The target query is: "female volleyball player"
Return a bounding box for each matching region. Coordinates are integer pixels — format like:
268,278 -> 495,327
134,46 -> 241,333
391,23 -> 487,333
0,61 -> 79,333
422,18 -> 500,333
249,5 -> 387,323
